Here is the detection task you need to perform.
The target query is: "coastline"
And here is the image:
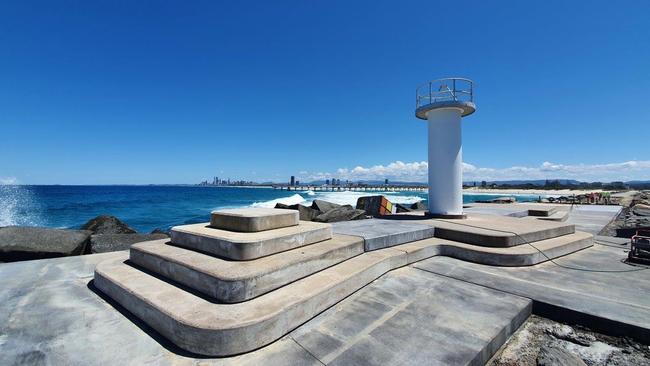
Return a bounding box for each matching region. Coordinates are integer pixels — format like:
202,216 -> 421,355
463,187 -> 607,196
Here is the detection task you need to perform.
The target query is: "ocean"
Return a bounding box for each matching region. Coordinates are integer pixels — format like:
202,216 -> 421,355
0,185 -> 542,233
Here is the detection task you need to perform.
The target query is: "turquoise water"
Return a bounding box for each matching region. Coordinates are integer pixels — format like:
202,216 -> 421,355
0,185 -> 541,232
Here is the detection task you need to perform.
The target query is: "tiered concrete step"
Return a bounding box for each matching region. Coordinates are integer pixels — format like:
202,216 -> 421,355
170,221 -> 332,260
94,247 -> 408,356
394,231 -> 593,266
129,234 -> 364,303
534,210 -> 569,222
428,214 -> 575,247
210,207 -> 298,232
526,205 -> 558,217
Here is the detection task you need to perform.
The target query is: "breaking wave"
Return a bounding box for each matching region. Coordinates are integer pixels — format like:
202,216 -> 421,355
251,193 -> 308,208
0,183 -> 41,227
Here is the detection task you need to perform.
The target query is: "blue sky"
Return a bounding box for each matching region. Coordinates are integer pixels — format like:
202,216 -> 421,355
1,1 -> 649,184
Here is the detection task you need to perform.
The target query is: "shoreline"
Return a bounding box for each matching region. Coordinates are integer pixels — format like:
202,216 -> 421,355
463,187 -> 608,196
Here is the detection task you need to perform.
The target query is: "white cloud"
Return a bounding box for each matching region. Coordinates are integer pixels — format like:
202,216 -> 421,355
299,160 -> 650,182
0,177 -> 18,185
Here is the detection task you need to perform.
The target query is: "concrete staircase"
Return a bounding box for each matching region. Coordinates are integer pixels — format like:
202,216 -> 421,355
94,208 -> 593,357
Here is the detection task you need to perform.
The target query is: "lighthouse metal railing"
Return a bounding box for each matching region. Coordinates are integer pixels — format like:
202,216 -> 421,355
416,77 -> 474,109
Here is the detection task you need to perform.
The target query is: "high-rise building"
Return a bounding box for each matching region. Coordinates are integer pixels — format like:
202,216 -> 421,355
290,176 -> 295,186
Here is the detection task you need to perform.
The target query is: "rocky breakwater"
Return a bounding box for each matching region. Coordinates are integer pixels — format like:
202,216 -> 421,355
276,199 -> 368,222
0,215 -> 168,263
601,190 -> 650,237
276,196 -> 425,222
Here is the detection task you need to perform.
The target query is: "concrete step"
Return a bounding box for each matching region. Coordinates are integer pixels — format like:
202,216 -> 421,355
428,214 -> 575,247
210,208 -> 298,232
129,234 -> 364,303
526,206 -> 558,217
534,210 -> 569,222
170,221 -> 332,260
396,231 -> 593,266
94,247 -> 408,356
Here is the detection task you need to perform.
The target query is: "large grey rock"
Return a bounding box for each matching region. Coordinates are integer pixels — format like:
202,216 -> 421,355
632,203 -> 650,216
0,226 -> 91,262
411,201 -> 427,210
311,199 -> 341,213
275,203 -> 322,221
210,208 -> 298,232
313,206 -> 366,223
90,233 -> 169,254
80,215 -> 136,234
537,344 -> 586,366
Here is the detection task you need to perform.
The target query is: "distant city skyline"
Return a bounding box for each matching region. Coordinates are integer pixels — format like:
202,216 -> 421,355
1,1 -> 648,185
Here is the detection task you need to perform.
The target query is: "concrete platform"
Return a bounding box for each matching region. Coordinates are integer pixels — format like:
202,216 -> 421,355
565,205 -> 621,235
290,267 -> 532,366
413,243 -> 650,342
395,231 -> 593,266
210,208 -> 299,232
129,235 -> 364,302
0,252 -> 535,366
94,247 -> 408,356
170,221 -> 332,260
427,214 -> 575,247
331,219 -> 435,251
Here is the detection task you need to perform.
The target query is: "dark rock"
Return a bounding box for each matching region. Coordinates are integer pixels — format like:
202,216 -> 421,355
396,204 -> 411,213
311,200 -> 341,213
90,233 -> 169,254
632,203 -> 650,216
80,215 -> 136,234
297,205 -> 322,221
274,203 -> 322,221
537,344 -> 586,366
411,201 -> 428,210
313,206 -> 367,223
150,228 -> 169,235
0,226 -> 91,262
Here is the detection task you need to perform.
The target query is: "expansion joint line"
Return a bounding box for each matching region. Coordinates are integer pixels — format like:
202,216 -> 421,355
289,336 -> 327,366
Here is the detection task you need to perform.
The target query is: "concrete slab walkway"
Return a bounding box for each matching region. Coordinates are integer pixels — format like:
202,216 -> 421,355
413,242 -> 650,342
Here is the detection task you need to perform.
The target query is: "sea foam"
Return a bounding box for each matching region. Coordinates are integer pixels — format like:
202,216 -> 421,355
251,194 -> 307,208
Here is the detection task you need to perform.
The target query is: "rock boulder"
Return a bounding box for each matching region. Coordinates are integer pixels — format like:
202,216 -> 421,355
311,200 -> 341,213
81,215 -> 136,234
90,233 -> 169,254
410,201 -> 427,211
313,206 -> 367,223
632,203 -> 650,217
274,203 -> 322,221
537,344 -> 586,366
0,226 -> 91,262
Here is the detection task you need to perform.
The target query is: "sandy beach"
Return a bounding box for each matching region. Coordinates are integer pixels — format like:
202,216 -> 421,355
462,187 -> 608,196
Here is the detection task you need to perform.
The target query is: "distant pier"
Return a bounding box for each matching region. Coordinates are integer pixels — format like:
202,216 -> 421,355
272,185 -> 427,192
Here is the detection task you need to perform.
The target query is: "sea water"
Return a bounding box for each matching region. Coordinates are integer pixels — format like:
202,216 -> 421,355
0,185 -> 542,233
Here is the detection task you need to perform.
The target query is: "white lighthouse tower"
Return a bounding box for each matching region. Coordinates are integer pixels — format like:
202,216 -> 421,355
416,78 -> 476,218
